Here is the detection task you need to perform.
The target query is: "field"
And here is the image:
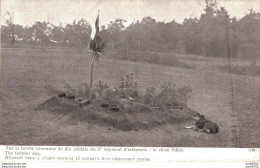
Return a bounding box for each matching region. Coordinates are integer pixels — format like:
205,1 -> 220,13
0,47 -> 259,147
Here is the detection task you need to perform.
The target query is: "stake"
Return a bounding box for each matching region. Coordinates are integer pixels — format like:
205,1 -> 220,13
88,53 -> 96,99
90,53 -> 95,87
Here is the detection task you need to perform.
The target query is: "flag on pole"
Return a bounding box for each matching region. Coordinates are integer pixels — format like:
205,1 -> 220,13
95,11 -> 99,33
90,10 -> 99,40
89,10 -> 106,56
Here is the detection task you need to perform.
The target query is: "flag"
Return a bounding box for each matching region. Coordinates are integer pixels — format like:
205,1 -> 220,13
90,11 -> 99,40
95,11 -> 99,33
89,10 -> 106,55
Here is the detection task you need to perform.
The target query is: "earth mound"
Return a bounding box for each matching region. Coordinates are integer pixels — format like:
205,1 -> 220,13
36,96 -> 197,131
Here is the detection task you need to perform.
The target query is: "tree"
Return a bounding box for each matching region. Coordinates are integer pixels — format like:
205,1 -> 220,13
238,9 -> 260,58
238,9 -> 260,45
1,26 -> 10,43
106,18 -> 126,50
32,21 -> 53,48
182,18 -> 201,54
61,19 -> 91,47
74,19 -> 92,47
158,20 -> 181,52
23,26 -> 34,43
50,24 -> 64,44
4,11 -> 15,46
198,1 -> 218,56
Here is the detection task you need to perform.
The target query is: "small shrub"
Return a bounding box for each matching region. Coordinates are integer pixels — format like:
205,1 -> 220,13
61,73 -> 192,110
177,85 -> 192,105
95,80 -> 110,98
77,82 -> 96,99
117,73 -> 139,99
142,87 -> 156,104
77,82 -> 90,98
62,79 -> 77,94
152,81 -> 192,107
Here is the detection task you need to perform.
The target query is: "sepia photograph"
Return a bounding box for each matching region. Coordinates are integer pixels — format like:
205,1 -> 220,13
0,0 -> 259,148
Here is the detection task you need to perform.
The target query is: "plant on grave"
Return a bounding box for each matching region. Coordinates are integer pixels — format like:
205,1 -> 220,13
176,85 -> 192,106
95,80 -> 110,98
152,81 -> 192,107
92,80 -> 120,104
77,82 -> 94,98
62,79 -> 77,95
76,80 -> 111,100
117,73 -> 139,100
102,88 -> 120,104
142,87 -> 156,104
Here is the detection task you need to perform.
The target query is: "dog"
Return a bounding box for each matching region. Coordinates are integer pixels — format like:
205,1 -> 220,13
186,113 -> 219,134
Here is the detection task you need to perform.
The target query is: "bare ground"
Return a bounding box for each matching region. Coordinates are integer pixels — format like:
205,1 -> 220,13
0,49 -> 259,147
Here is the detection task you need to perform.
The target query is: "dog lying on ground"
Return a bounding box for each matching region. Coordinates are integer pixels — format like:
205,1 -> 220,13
185,113 -> 219,134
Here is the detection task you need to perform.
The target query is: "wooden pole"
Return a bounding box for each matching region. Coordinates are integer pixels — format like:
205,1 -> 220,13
88,53 -> 96,99
90,53 -> 95,87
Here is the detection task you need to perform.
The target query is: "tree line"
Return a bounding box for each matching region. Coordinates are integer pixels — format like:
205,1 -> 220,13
1,1 -> 260,58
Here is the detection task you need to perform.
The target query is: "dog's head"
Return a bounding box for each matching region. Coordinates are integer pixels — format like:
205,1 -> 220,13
192,113 -> 205,121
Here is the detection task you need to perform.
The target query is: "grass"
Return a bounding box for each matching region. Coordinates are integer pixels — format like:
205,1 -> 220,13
36,96 -> 196,131
0,47 -> 259,147
219,64 -> 260,77
105,49 -> 194,69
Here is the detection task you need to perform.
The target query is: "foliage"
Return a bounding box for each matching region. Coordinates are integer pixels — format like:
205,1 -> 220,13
62,80 -> 93,99
77,82 -> 92,98
142,87 -> 156,104
62,79 -> 77,94
151,81 -> 192,107
2,2 -> 260,58
61,73 -> 192,108
117,73 -> 139,99
95,80 -> 110,98
1,19 -> 92,47
31,21 -> 53,47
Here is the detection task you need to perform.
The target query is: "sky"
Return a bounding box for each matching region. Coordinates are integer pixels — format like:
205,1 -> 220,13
1,0 -> 260,28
